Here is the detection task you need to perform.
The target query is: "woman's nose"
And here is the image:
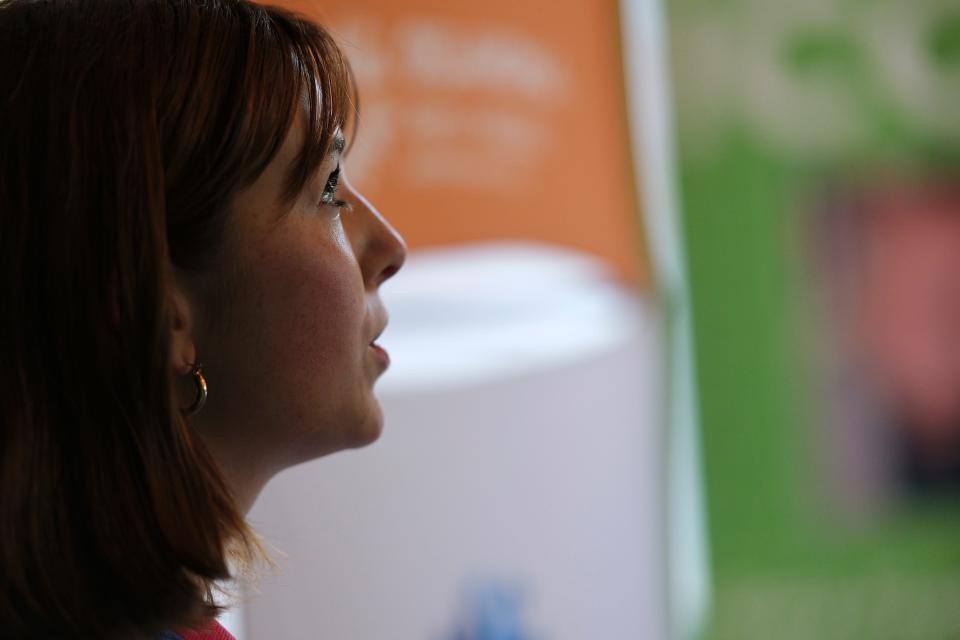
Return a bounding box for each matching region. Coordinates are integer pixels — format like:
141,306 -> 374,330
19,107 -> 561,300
341,176 -> 406,289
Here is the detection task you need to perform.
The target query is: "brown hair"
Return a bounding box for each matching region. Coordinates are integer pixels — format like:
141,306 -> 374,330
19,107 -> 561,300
0,0 -> 355,637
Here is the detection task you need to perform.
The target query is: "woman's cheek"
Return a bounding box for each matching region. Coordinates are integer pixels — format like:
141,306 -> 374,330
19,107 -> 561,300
264,234 -> 364,379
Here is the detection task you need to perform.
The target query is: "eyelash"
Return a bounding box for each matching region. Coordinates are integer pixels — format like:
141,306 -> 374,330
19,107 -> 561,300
319,165 -> 351,211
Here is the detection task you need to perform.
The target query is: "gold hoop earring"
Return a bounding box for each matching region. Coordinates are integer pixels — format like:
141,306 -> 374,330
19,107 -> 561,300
181,362 -> 208,417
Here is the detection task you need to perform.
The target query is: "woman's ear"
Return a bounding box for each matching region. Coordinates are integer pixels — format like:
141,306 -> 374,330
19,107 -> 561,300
169,285 -> 197,377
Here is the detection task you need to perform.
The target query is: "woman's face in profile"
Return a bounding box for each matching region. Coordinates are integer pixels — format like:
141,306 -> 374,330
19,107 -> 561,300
179,116 -> 406,485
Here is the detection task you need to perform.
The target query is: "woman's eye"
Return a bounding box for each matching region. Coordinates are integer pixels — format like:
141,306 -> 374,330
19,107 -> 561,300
319,165 -> 350,210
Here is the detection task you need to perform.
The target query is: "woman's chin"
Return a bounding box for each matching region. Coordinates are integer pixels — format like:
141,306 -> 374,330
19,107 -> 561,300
346,406 -> 385,449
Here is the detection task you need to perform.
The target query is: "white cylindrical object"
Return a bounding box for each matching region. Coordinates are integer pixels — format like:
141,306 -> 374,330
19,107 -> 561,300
239,244 -> 666,639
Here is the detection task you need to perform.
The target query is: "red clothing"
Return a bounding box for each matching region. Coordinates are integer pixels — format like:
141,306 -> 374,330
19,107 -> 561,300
175,620 -> 236,640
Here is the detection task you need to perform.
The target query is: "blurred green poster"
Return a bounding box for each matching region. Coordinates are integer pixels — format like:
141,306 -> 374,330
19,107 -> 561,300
667,1 -> 960,638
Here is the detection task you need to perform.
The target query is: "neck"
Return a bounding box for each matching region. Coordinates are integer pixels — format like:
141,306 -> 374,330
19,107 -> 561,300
190,420 -> 278,516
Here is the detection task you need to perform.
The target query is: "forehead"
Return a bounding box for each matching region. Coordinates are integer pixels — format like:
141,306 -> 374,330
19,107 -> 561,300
279,110 -> 345,179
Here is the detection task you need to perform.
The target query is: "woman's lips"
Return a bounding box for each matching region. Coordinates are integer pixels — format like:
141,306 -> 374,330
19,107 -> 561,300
369,341 -> 390,369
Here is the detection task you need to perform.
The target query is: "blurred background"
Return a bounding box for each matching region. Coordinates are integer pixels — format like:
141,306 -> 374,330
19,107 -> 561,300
227,0 -> 960,638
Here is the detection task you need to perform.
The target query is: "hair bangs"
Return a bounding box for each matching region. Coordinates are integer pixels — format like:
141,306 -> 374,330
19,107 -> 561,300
268,13 -> 357,207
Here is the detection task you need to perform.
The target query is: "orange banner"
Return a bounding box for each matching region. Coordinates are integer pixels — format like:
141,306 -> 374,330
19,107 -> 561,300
278,0 -> 648,285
